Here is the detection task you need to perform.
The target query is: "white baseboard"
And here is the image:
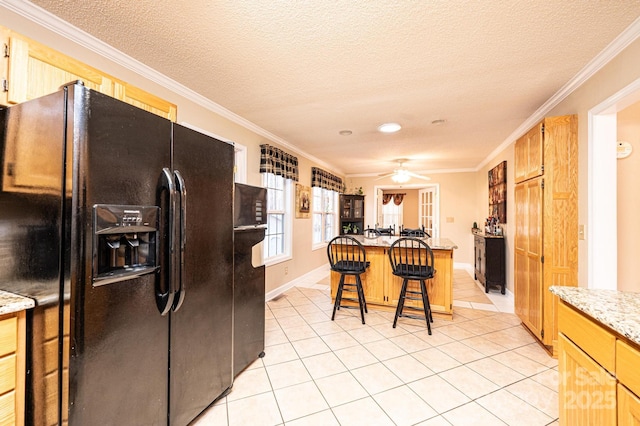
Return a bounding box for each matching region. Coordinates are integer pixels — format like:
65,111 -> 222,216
454,262 -> 474,276
265,264 -> 330,301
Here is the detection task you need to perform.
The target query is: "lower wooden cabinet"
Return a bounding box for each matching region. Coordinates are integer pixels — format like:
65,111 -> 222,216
558,300 -> 640,425
618,384 -> 640,426
0,311 -> 26,426
558,333 -> 616,425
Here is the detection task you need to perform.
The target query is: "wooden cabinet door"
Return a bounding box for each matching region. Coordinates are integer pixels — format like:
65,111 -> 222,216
360,247 -> 387,305
542,115 -> 578,347
619,383 -> 640,426
0,27 -> 9,106
514,135 -> 528,183
558,334 -> 616,425
514,123 -> 544,184
526,123 -> 544,181
514,179 -> 543,339
6,33 -> 113,104
114,81 -> 177,121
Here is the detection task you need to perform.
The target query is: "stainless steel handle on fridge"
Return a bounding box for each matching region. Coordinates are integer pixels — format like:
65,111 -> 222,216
157,167 -> 177,316
172,170 -> 187,312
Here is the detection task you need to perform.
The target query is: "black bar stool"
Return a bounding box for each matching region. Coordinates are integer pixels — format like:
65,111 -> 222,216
388,237 -> 435,334
327,236 -> 369,324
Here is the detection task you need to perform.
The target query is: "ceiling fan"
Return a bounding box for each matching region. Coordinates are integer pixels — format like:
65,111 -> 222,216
377,159 -> 431,183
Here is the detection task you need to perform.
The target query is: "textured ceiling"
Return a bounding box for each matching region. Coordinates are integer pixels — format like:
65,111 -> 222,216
28,0 -> 640,176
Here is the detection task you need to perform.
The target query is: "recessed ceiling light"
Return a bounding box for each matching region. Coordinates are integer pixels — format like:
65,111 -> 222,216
431,119 -> 446,125
378,123 -> 401,133
339,130 -> 352,136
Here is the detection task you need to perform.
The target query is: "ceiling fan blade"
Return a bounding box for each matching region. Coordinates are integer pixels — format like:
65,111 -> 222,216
407,171 -> 431,181
377,172 -> 394,178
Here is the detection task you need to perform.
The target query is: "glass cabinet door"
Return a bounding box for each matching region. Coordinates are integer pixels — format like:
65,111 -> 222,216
353,199 -> 363,218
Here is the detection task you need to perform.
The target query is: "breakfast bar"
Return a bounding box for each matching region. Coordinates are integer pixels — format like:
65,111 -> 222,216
330,236 -> 458,319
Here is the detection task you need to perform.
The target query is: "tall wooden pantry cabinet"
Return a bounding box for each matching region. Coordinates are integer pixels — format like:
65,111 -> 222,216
514,115 -> 578,353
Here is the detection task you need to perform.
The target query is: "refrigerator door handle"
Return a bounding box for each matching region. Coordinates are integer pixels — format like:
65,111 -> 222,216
172,170 -> 187,312
156,167 -> 177,315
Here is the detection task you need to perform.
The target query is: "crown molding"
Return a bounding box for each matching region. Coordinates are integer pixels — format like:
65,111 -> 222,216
0,0 -> 342,175
477,16 -> 640,171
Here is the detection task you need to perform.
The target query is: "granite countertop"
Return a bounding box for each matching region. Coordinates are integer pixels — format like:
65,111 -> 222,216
550,286 -> 640,346
0,290 -> 35,315
348,235 -> 458,250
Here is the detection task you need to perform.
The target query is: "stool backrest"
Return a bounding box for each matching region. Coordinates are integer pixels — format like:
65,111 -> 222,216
327,236 -> 367,274
388,237 -> 435,279
363,228 -> 382,239
377,226 -> 394,236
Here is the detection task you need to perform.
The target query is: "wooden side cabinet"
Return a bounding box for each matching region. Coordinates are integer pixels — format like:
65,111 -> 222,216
474,233 -> 505,294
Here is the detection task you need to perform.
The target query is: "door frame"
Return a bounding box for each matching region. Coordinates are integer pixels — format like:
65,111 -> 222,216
588,77 -> 640,289
373,183 -> 440,236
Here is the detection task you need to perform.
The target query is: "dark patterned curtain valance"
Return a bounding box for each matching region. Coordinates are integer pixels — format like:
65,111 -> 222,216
382,193 -> 405,205
311,167 -> 343,192
259,144 -> 299,181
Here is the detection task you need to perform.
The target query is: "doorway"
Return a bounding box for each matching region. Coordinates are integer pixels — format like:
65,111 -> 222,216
373,184 -> 440,236
589,77 -> 640,290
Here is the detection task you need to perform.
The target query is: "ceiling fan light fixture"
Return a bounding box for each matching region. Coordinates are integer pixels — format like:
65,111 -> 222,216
378,122 -> 401,133
391,169 -> 410,183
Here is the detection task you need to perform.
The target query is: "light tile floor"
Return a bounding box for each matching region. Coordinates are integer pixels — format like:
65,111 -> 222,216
194,269 -> 558,426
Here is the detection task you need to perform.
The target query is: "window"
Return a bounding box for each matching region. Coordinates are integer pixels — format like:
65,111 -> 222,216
262,173 -> 291,262
312,187 -> 338,246
234,142 -> 247,183
382,201 -> 403,229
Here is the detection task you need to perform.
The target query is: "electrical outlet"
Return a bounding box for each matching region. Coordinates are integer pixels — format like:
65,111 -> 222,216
284,266 -> 289,275
446,217 -> 454,223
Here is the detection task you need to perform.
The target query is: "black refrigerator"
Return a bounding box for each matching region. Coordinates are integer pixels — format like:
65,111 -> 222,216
0,82 -> 234,425
233,183 -> 267,377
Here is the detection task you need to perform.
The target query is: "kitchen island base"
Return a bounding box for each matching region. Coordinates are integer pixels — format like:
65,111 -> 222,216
330,238 -> 456,320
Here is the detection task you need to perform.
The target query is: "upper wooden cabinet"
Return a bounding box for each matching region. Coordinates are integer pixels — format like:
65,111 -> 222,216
6,33 -> 113,104
0,27 -> 176,122
113,81 -> 177,121
514,115 -> 578,351
514,122 -> 544,183
0,26 -> 10,106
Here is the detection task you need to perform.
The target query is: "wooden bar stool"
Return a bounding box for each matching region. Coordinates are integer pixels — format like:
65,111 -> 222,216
388,237 -> 435,334
327,236 -> 369,324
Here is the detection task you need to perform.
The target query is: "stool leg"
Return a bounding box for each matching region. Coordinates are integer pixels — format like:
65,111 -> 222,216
425,279 -> 434,323
358,276 -> 368,313
355,274 -> 366,324
393,278 -> 409,328
419,280 -> 432,335
332,274 -> 345,321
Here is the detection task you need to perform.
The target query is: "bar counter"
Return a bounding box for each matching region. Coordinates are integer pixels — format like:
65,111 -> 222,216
330,236 -> 458,319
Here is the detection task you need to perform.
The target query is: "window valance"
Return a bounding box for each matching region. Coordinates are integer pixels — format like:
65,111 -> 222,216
311,167 -> 343,193
382,193 -> 405,205
259,144 -> 299,181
